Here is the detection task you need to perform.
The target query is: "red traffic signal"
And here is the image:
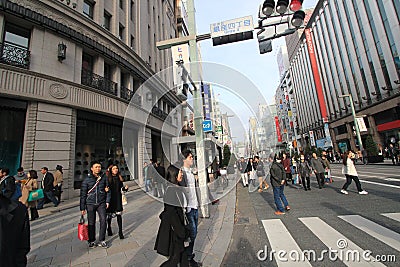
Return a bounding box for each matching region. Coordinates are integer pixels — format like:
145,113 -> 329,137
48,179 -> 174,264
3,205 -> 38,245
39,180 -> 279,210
290,0 -> 303,11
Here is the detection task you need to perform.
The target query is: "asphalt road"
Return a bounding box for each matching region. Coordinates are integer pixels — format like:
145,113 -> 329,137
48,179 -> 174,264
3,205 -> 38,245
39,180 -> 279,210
222,164 -> 400,267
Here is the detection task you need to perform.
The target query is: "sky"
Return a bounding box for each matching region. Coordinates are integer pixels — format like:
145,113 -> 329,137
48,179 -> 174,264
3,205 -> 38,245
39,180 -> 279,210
194,0 -> 318,141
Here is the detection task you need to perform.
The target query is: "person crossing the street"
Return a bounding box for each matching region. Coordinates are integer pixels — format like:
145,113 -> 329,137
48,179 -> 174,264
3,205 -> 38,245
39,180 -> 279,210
340,151 -> 368,195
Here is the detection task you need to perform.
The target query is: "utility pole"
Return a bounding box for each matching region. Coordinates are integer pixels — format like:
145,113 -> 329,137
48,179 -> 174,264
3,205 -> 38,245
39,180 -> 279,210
186,0 -> 209,217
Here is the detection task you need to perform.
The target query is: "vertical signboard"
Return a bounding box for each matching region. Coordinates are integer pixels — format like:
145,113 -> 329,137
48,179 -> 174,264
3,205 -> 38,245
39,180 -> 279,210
309,130 -> 316,147
275,116 -> 282,142
356,117 -> 368,132
202,83 -> 211,120
305,28 -> 328,122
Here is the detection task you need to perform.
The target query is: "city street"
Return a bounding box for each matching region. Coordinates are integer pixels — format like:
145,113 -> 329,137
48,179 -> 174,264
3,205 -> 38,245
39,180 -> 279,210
222,164 -> 400,267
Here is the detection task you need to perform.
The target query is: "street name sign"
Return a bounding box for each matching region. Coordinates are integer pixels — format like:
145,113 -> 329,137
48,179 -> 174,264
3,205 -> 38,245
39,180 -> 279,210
210,16 -> 254,46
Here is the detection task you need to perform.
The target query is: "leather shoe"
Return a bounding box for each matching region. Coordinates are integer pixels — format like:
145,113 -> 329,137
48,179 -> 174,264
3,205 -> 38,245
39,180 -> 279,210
189,259 -> 202,267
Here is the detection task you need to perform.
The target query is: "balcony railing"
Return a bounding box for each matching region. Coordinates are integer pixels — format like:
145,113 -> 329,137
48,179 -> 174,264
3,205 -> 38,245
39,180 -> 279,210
120,86 -> 142,106
81,69 -> 117,96
0,41 -> 30,69
152,106 -> 172,123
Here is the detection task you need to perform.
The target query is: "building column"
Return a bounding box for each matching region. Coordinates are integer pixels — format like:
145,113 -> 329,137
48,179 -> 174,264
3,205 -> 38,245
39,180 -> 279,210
23,102 -> 76,200
346,122 -> 356,151
367,115 -> 383,147
0,13 -> 5,42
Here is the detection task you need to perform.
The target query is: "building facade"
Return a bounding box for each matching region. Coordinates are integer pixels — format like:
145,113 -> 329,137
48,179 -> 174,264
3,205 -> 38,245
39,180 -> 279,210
0,0 -> 183,199
287,0 -> 400,153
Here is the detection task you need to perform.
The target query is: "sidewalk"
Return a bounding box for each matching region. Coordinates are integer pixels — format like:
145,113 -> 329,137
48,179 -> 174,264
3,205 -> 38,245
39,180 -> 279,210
28,176 -> 236,267
330,159 -> 399,166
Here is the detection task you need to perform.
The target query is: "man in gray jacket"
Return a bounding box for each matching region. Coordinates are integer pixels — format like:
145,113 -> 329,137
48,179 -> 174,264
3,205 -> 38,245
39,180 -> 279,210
310,153 -> 325,189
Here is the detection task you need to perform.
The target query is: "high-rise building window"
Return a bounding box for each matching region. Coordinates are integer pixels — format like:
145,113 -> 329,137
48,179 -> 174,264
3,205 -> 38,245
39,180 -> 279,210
119,0 -> 124,10
131,35 -> 135,50
83,0 -> 94,19
103,11 -> 111,30
119,24 -> 125,40
130,1 -> 135,21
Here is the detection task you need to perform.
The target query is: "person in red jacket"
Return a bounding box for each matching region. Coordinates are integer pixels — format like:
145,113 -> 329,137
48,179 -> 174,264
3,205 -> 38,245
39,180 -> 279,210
282,153 -> 292,185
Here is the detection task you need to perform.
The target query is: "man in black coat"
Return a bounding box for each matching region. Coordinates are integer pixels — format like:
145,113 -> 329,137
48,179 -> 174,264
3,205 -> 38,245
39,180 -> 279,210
37,167 -> 59,209
80,161 -> 111,248
0,194 -> 30,267
0,168 -> 16,200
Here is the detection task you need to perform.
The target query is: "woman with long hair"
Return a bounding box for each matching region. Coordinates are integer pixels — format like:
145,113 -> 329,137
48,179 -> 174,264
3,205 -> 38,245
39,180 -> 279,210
254,156 -> 269,193
19,170 -> 39,220
155,164 -> 189,267
341,151 -> 368,195
106,165 -> 128,239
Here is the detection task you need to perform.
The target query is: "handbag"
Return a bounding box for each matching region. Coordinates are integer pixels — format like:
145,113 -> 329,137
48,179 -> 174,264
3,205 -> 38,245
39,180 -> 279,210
78,215 -> 89,241
121,191 -> 128,206
28,189 -> 44,202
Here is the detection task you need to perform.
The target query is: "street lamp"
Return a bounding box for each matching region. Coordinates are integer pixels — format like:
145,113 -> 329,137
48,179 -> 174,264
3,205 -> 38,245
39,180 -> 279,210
339,94 -> 364,151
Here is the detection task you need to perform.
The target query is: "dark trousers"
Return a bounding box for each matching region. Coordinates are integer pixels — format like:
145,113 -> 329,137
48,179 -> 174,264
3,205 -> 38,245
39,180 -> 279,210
37,190 -> 58,208
315,172 -> 325,188
273,185 -> 289,212
161,251 -> 189,267
185,208 -> 198,260
54,184 -> 62,202
342,174 -> 363,192
87,202 -> 107,243
301,176 -> 310,189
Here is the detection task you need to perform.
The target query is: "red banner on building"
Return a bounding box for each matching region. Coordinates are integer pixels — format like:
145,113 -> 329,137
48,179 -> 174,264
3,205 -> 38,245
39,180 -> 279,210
275,116 -> 282,142
305,28 -> 328,122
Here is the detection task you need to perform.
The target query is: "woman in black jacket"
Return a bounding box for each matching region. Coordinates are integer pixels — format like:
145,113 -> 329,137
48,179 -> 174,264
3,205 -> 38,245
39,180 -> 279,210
155,165 -> 189,267
106,164 -> 128,239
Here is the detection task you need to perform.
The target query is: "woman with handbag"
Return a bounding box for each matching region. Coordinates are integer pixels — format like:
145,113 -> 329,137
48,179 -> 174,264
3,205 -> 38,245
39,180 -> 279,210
106,164 -> 128,239
254,156 -> 269,193
155,164 -> 189,267
19,170 -> 39,221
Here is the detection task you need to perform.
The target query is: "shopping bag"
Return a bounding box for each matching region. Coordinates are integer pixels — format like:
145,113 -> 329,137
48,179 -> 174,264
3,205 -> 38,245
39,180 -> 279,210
27,189 -> 44,202
122,192 -> 128,206
78,215 -> 89,241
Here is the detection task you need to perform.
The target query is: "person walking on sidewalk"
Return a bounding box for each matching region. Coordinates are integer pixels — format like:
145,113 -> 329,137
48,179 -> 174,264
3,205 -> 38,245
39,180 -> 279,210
37,167 -> 59,209
178,150 -> 202,267
19,170 -> 39,221
155,164 -> 189,267
388,144 -> 399,165
269,154 -> 290,215
254,156 -> 269,192
0,192 -> 30,267
106,164 -> 128,239
340,151 -> 368,195
298,155 -> 312,191
80,161 -> 111,248
310,153 -> 325,189
238,157 -> 248,187
53,165 -> 63,203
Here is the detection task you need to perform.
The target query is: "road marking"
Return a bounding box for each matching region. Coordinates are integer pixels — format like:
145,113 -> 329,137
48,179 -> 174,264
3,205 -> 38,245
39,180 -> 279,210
331,175 -> 400,189
339,215 -> 400,252
261,219 -> 312,266
382,213 -> 400,223
384,178 -> 400,181
299,217 -> 385,266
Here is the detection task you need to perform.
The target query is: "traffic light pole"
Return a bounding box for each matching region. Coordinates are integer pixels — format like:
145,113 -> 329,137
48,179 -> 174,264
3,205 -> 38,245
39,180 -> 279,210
187,0 -> 209,218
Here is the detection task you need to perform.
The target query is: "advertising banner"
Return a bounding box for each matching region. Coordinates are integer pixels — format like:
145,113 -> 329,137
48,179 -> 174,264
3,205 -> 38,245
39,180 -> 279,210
275,116 -> 282,142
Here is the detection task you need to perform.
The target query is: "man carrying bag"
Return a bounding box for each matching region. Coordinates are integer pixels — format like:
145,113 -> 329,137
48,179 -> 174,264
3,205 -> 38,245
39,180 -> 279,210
80,161 -> 111,248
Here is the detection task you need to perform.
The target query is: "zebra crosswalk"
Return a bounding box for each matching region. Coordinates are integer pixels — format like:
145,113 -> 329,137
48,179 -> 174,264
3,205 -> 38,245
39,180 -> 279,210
260,213 -> 400,266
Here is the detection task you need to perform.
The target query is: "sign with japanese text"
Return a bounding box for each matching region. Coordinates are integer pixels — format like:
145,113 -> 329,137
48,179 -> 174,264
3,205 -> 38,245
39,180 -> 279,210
210,16 -> 254,46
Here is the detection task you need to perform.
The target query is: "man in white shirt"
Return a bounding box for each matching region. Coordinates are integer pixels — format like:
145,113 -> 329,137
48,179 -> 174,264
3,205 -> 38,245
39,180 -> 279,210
178,150 -> 202,267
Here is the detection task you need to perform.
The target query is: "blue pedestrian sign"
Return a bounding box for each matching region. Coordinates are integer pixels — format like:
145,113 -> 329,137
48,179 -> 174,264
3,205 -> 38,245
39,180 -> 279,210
202,120 -> 213,132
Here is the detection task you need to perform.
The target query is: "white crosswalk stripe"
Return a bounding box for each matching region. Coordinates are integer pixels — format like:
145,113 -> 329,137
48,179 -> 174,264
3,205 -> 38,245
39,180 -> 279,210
261,219 -> 312,266
261,214 -> 400,266
339,214 -> 400,252
382,212 -> 400,223
299,217 -> 385,266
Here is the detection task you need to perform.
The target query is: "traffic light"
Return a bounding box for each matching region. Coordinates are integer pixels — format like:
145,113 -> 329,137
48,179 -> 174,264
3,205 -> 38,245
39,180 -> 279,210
258,38 -> 273,54
290,0 -> 303,12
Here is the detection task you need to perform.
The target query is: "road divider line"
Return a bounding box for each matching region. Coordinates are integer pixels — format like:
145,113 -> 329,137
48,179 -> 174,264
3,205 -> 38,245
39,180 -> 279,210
339,215 -> 400,252
299,217 -> 385,267
331,176 -> 400,189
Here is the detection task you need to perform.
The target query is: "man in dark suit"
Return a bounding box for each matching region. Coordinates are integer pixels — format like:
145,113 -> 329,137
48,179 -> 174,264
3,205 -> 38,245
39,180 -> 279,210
37,167 -> 59,209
